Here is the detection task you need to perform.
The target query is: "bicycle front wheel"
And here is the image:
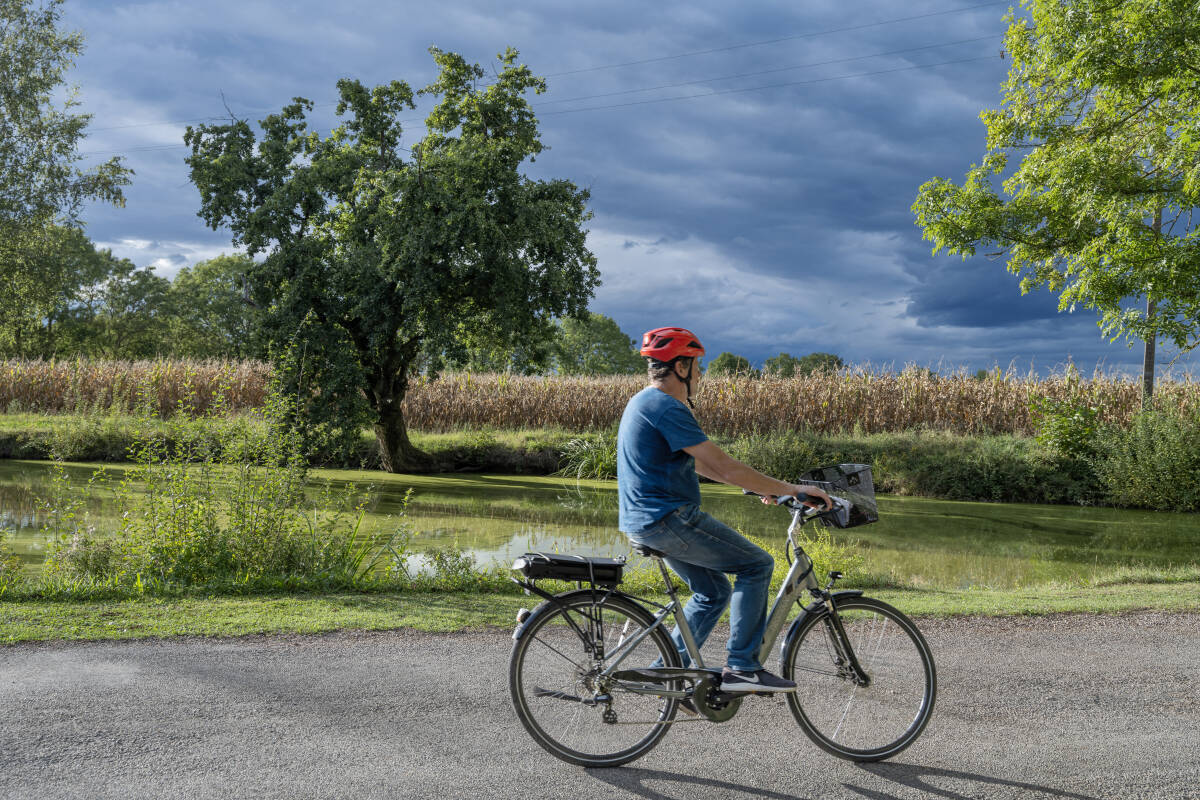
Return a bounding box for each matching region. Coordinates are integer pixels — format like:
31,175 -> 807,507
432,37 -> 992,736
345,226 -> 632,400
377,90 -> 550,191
782,596 -> 936,762
509,591 -> 681,768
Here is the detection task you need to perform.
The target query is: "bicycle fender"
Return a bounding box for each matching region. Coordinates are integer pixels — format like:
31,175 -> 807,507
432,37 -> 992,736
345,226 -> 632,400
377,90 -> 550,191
511,587 -> 623,641
777,590 -> 864,664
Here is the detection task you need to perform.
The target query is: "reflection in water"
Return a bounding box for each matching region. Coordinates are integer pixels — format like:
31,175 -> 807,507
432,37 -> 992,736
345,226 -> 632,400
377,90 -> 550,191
1,460 -> 1196,588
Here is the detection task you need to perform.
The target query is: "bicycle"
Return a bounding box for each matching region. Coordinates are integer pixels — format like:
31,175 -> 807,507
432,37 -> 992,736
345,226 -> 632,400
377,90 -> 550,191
507,464 -> 936,768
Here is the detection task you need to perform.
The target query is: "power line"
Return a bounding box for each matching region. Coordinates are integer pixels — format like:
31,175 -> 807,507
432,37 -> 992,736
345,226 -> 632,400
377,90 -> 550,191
534,35 -> 995,107
537,55 -> 998,116
91,115 -> 228,133
75,55 -> 998,159
543,1 -> 1009,77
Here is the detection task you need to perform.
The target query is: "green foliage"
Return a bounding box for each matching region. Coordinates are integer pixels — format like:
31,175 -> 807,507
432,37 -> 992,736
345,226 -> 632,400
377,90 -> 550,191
557,431 -> 618,480
912,0 -> 1200,354
723,430 -> 817,482
167,254 -> 264,360
38,390 -> 410,596
0,0 -> 130,229
1091,407 -> 1200,511
762,352 -> 800,377
437,318 -> 557,376
0,534 -> 23,597
268,315 -> 375,467
706,352 -> 757,377
72,254 -> 172,358
185,47 -> 599,471
0,0 -> 131,355
796,352 -> 844,376
553,313 -> 643,375
1029,395 -> 1101,460
0,226 -> 107,358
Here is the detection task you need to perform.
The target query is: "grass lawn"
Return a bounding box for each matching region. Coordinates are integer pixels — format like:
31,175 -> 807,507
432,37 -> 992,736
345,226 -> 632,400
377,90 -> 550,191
4,580 -> 1199,645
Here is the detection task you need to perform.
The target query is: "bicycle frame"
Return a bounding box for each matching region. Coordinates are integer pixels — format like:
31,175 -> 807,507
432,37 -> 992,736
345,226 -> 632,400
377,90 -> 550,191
600,503 -> 856,681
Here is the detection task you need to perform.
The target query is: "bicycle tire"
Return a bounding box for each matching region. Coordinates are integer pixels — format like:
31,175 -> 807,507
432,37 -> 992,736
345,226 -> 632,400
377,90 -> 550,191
509,591 -> 682,768
782,596 -> 936,762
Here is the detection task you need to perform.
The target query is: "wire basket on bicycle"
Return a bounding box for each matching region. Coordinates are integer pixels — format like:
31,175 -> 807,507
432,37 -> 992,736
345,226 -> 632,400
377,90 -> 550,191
797,463 -> 878,528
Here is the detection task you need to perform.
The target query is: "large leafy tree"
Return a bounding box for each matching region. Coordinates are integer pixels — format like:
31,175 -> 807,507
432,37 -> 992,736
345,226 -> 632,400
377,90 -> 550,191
69,253 -> 171,358
168,254 -> 263,360
706,352 -> 757,378
186,48 -> 598,470
763,351 -> 844,377
552,312 -> 643,375
0,0 -> 130,315
912,0 -> 1200,400
0,224 -> 107,357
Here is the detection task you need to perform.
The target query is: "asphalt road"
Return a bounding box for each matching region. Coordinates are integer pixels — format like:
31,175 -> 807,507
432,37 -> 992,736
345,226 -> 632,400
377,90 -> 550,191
2,611 -> 1198,800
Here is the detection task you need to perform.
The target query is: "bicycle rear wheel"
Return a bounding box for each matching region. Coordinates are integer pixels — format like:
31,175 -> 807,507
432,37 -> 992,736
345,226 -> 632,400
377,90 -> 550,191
782,596 -> 936,762
509,591 -> 681,768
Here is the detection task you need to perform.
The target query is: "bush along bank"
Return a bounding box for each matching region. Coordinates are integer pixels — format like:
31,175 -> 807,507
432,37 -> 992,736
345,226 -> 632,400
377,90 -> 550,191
0,418 -> 860,602
557,407 -> 1200,512
2,406 -> 1199,511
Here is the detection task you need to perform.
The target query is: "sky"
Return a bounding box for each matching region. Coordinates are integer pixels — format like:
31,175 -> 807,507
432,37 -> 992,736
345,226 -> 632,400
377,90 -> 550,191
60,0 -> 1197,376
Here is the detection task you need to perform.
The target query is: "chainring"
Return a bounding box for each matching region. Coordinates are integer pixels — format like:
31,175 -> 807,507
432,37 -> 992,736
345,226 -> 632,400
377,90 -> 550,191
692,677 -> 743,723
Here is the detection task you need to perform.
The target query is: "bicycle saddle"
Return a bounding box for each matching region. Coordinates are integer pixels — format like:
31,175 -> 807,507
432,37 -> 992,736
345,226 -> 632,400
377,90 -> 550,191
632,543 -> 666,558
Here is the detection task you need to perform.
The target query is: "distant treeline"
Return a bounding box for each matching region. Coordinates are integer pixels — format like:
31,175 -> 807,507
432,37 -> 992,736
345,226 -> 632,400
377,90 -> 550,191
0,228 -> 263,362
0,227 -> 652,375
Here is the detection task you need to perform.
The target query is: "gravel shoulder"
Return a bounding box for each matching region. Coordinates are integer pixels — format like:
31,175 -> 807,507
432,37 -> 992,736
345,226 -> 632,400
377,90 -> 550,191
2,611 -> 1199,800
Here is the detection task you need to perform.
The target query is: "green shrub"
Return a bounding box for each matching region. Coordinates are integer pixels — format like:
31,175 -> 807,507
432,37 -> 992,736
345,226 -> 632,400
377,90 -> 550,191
1029,395 -> 1100,459
1091,407 -> 1200,511
724,430 -> 817,482
557,432 -> 618,480
0,536 -> 23,598
38,392 -> 410,596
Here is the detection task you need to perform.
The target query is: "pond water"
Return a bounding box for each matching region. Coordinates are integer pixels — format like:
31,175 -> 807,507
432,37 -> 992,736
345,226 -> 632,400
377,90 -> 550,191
2,460 -> 1197,589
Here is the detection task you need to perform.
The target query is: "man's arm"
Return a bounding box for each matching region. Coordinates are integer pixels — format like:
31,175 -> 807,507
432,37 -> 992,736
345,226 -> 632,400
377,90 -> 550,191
684,440 -> 830,507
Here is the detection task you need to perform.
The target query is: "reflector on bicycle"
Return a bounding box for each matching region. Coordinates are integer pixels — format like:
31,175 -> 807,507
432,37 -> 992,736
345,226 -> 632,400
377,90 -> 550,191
797,464 -> 879,528
512,552 -> 625,586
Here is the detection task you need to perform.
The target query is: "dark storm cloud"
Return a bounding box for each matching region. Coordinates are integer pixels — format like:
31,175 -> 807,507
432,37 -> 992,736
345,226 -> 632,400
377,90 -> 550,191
59,0 -> 1196,374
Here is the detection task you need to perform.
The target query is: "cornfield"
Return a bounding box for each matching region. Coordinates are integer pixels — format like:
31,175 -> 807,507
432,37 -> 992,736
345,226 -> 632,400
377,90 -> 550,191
402,368 -> 1200,437
1,359 -> 1197,437
0,359 -> 269,417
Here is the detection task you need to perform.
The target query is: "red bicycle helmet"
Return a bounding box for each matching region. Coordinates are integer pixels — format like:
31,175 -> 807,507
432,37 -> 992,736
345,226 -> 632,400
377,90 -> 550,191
640,327 -> 705,362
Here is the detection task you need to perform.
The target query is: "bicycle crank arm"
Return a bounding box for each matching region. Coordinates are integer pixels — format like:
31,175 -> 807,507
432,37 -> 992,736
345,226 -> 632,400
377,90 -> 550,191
611,682 -> 690,699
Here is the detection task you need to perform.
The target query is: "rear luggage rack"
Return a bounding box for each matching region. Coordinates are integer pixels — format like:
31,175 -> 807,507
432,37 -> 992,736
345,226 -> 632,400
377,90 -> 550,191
512,552 -> 625,587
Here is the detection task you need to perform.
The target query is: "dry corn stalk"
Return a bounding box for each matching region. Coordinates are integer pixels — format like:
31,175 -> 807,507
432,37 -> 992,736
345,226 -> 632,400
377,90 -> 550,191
2,360 -> 1195,435
0,359 -> 269,417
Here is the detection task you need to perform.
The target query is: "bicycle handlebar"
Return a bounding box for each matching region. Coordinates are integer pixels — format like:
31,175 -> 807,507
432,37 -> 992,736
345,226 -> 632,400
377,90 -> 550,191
741,488 -> 827,513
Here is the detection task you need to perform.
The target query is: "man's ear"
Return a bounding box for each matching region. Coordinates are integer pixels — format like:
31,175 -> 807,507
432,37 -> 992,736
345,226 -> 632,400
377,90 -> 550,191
673,358 -> 691,380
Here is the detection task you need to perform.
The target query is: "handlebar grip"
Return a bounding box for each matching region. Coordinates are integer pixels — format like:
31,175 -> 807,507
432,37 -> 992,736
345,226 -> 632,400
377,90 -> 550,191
743,489 -> 816,507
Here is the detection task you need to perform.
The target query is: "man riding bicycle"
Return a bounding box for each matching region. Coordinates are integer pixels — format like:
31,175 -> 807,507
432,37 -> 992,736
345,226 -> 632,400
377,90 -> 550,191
617,326 -> 832,694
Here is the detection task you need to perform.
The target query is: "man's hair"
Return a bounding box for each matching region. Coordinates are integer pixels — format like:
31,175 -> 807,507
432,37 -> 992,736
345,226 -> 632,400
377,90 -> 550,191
648,356 -> 691,382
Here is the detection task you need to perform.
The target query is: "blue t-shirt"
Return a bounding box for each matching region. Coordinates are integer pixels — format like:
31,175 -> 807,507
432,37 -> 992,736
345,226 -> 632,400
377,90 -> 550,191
617,387 -> 709,534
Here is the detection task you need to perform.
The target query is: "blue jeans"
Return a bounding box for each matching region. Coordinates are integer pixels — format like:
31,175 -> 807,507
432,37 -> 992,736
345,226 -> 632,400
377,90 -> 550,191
628,504 -> 775,671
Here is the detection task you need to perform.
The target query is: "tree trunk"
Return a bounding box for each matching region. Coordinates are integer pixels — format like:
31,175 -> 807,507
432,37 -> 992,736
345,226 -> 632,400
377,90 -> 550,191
373,399 -> 427,473
1143,296 -> 1156,409
1143,208 -> 1162,410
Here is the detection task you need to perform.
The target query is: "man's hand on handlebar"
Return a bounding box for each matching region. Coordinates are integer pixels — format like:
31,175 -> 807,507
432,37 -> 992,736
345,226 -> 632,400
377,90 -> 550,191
761,485 -> 832,511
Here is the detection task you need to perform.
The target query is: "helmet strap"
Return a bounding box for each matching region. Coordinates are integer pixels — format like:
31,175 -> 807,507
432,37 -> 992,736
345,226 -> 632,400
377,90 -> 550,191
678,357 -> 696,409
